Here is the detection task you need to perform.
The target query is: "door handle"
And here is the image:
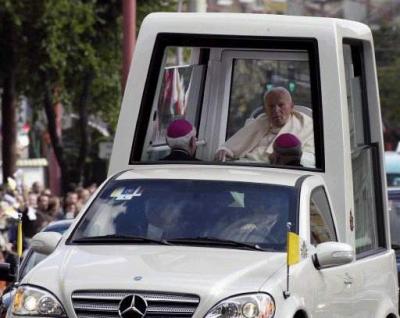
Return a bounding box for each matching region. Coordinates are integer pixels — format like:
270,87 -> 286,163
344,273 -> 353,286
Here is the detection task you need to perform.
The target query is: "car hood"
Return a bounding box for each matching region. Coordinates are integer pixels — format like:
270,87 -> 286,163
26,244 -> 285,304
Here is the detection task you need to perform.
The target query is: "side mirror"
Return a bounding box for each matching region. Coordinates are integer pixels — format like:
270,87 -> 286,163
312,241 -> 354,270
31,232 -> 62,255
0,263 -> 15,282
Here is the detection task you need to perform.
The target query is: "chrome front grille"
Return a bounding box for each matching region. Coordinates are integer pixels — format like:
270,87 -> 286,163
71,290 -> 200,318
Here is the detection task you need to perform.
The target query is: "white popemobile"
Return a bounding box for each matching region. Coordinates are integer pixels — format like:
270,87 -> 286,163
2,13 -> 398,318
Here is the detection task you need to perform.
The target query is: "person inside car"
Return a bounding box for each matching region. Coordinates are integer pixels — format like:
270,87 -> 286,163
270,133 -> 303,167
161,119 -> 199,161
215,87 -> 314,166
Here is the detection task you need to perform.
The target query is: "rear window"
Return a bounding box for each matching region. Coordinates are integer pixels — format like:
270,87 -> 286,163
71,179 -> 297,251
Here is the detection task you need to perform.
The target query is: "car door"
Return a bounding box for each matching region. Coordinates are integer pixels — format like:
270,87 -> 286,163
301,178 -> 356,317
342,41 -> 397,317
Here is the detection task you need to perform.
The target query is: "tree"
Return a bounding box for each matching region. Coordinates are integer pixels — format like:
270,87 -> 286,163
22,0 -> 105,192
0,0 -> 180,191
378,57 -> 400,128
373,23 -> 400,136
373,24 -> 400,68
136,0 -> 179,30
0,2 -> 26,183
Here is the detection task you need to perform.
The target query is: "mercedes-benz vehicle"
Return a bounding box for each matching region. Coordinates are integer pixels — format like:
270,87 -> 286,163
1,12 -> 398,318
5,167 -> 368,317
0,220 -> 73,318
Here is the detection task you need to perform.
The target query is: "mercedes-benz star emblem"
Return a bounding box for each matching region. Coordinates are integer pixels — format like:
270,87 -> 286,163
118,294 -> 148,318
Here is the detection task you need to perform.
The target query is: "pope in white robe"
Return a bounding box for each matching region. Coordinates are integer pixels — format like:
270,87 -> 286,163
215,87 -> 315,167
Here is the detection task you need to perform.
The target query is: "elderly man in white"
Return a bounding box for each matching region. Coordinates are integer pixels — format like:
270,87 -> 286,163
215,87 -> 315,167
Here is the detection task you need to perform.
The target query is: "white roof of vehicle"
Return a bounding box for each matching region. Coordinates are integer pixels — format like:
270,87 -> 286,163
140,12 -> 372,40
116,165 -> 311,187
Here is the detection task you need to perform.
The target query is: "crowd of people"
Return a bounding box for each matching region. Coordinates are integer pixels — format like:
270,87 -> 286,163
0,180 -> 97,260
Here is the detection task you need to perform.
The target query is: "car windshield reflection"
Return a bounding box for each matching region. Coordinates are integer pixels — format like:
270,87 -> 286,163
71,179 -> 297,251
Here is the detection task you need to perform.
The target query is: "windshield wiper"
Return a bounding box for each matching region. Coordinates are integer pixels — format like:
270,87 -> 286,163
72,234 -> 171,245
167,236 -> 266,251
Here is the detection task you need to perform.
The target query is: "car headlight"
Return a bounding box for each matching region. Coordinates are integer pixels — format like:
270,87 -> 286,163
205,293 -> 275,318
12,285 -> 66,316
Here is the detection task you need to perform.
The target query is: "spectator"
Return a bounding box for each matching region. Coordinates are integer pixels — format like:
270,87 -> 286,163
77,188 -> 91,210
31,182 -> 43,195
37,194 -> 49,214
64,202 -> 78,219
66,192 -> 79,206
21,193 -> 49,239
25,192 -> 38,222
42,188 -> 52,196
88,183 -> 97,195
64,192 -> 79,217
48,197 -> 64,220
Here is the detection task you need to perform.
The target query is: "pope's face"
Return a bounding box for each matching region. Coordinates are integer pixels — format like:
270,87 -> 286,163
264,91 -> 294,128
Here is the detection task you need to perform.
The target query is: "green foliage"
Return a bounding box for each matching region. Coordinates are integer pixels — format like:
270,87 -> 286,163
0,0 -> 123,128
373,24 -> 400,67
378,57 -> 400,127
1,0 -> 181,130
137,0 -> 179,31
0,1 -> 26,81
0,0 -> 184,186
373,24 -> 400,129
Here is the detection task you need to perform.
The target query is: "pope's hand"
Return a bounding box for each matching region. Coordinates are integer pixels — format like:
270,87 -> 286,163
215,149 -> 232,162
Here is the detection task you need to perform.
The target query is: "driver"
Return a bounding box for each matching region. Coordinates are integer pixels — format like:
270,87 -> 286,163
144,195 -> 185,240
217,192 -> 288,245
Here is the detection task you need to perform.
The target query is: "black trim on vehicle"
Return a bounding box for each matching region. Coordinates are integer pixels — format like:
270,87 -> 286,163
293,175 -> 311,234
356,246 -> 389,261
129,33 -> 324,172
194,48 -> 209,134
310,186 -> 338,243
312,253 -> 321,269
343,38 -> 387,253
127,161 -> 323,173
371,143 -> 387,248
308,39 -> 324,171
343,39 -> 371,145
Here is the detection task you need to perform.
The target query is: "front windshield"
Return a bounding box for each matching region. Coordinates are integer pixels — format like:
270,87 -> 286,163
71,179 -> 297,251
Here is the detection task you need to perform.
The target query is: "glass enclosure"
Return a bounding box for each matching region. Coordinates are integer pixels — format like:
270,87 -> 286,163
343,41 -> 385,254
142,46 -> 206,161
134,35 -> 322,170
227,55 -> 312,139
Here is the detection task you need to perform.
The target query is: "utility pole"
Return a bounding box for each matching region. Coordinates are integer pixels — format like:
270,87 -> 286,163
188,0 -> 207,12
1,15 -> 17,184
122,0 -> 136,90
